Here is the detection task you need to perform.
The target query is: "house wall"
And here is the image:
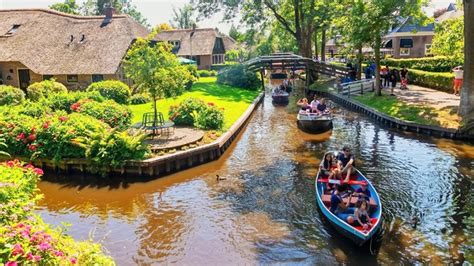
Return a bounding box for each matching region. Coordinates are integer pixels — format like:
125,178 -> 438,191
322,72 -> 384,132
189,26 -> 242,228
391,35 -> 433,59
0,61 -> 120,91
199,55 -> 212,70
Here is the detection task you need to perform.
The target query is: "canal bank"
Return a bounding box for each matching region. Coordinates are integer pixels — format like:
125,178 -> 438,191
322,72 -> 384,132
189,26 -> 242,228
37,93 -> 473,265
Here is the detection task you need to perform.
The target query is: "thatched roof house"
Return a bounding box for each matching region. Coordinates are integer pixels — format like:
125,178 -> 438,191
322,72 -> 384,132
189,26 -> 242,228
0,8 -> 149,90
155,28 -> 237,70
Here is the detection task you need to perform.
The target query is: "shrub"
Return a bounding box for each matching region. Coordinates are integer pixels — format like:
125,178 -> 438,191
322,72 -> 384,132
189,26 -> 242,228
192,102 -> 224,130
169,98 -> 208,126
26,80 -> 67,101
46,91 -> 104,112
217,64 -> 260,90
130,93 -> 151,105
406,68 -> 453,92
19,100 -> 52,117
185,65 -> 199,90
197,70 -> 217,77
0,160 -> 115,265
72,99 -> 132,128
381,56 -> 463,72
86,80 -> 131,104
0,85 -> 25,105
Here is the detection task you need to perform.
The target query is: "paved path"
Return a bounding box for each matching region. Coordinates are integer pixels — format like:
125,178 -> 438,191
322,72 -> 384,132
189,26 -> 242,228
392,83 -> 460,110
145,127 -> 204,151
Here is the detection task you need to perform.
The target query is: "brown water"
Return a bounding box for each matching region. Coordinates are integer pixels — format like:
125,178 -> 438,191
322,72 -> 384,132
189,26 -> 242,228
37,94 -> 473,265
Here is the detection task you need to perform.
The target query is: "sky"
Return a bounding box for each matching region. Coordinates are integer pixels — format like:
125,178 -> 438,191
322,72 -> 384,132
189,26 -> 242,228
0,0 -> 456,34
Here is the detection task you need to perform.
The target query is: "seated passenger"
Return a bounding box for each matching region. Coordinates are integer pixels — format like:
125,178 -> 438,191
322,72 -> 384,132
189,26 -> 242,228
354,200 -> 372,231
354,183 -> 371,202
320,153 -> 339,190
297,98 -> 310,110
316,98 -> 329,114
330,185 -> 355,224
337,145 -> 355,183
310,96 -> 320,113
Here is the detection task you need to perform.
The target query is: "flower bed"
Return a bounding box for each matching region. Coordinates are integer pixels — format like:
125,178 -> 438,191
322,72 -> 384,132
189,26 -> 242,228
0,160 -> 114,265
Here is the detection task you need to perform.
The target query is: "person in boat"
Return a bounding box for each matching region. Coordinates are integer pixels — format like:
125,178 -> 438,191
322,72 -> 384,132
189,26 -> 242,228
337,145 -> 355,183
330,185 -> 355,224
310,96 -> 320,113
320,153 -> 340,191
354,200 -> 372,231
316,98 -> 330,115
297,98 -> 310,110
353,183 -> 371,202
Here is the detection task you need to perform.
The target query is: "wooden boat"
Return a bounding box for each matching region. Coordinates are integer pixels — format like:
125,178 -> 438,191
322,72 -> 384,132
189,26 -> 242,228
272,90 -> 289,105
297,112 -> 333,133
315,152 -> 382,246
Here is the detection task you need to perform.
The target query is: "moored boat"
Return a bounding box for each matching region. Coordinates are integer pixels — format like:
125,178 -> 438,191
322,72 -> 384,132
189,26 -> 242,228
315,152 -> 382,246
297,112 -> 333,133
272,90 -> 289,105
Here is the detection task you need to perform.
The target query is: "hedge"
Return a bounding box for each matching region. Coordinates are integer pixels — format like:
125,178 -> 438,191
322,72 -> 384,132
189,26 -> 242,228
217,64 -> 260,90
0,85 -> 25,106
390,67 -> 453,92
381,56 -> 462,73
26,80 -> 68,101
86,80 -> 131,104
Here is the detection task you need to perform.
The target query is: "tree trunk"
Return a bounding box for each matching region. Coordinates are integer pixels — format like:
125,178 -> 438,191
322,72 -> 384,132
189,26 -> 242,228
321,28 -> 326,62
314,29 -> 318,59
460,0 -> 474,134
357,46 -> 363,80
374,32 -> 382,96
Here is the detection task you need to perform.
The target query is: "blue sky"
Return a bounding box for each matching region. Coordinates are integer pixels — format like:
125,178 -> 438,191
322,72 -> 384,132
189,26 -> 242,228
0,0 -> 456,34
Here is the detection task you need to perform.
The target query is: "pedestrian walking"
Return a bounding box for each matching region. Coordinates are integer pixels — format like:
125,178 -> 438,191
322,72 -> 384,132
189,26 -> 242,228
400,66 -> 409,90
381,66 -> 389,88
452,66 -> 463,96
389,68 -> 398,96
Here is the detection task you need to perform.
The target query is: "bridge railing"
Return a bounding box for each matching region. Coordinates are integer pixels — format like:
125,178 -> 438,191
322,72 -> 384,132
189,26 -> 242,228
336,79 -> 375,97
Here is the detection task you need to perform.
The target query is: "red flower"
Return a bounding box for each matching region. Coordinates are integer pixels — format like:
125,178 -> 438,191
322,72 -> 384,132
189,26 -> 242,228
11,243 -> 24,256
28,144 -> 37,152
30,127 -> 36,134
28,134 -> 36,141
70,102 -> 81,112
70,257 -> 77,264
42,122 -> 50,129
5,262 -> 17,266
207,102 -> 215,106
58,116 -> 68,122
16,132 -> 25,140
33,168 -> 44,176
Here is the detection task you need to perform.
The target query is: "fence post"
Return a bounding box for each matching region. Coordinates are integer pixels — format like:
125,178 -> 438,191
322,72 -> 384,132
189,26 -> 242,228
360,83 -> 364,94
371,80 -> 375,92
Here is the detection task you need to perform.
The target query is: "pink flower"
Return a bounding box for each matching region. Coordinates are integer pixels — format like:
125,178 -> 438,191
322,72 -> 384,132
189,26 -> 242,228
20,229 -> 30,238
28,144 -> 37,152
38,242 -> 51,251
54,250 -> 64,257
28,134 -> 36,141
33,168 -> 44,176
16,132 -> 25,141
70,257 -> 77,264
26,252 -> 34,261
5,262 -> 17,266
33,255 -> 41,262
11,243 -> 24,256
58,116 -> 68,122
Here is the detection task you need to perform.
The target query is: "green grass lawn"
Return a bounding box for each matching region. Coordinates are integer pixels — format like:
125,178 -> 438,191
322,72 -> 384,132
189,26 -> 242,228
354,92 -> 460,129
129,77 -> 260,130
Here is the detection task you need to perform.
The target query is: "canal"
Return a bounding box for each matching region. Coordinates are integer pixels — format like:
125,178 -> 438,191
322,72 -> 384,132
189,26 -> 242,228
37,94 -> 473,265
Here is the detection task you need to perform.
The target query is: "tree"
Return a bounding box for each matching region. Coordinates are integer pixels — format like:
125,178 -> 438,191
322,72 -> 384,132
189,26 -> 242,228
124,30 -> 193,128
460,0 -> 474,132
171,4 -> 196,29
432,17 -> 464,63
49,0 -> 79,14
229,25 -> 242,41
121,1 -> 150,28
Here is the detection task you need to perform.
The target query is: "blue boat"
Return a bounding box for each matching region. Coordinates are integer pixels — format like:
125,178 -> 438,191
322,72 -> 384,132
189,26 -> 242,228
315,152 -> 383,246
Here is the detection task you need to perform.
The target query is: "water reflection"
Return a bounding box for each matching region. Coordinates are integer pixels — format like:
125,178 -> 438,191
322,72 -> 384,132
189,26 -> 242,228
37,94 -> 473,265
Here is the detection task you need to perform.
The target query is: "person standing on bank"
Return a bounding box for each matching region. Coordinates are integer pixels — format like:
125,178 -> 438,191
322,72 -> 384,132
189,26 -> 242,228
389,68 -> 398,96
452,66 -> 463,96
400,66 -> 409,90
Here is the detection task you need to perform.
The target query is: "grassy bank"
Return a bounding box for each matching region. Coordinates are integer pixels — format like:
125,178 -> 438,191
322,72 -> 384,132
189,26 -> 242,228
354,92 -> 460,129
130,77 -> 260,130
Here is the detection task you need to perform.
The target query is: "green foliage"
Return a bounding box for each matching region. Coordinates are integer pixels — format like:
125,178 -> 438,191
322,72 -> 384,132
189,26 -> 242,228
72,99 -> 132,128
171,4 -> 195,29
86,80 -> 131,104
185,65 -> 199,90
197,70 -> 218,77
381,56 -> 463,72
217,64 -> 260,90
192,103 -> 225,130
431,17 -> 464,62
49,0 -> 79,14
0,160 -> 115,265
130,93 -> 151,105
26,80 -> 67,102
405,68 -> 454,92
19,100 -> 52,118
169,98 -> 207,126
46,91 -> 105,112
0,85 -> 25,106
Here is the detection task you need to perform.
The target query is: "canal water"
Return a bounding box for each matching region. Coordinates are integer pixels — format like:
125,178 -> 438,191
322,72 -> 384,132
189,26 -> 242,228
37,94 -> 473,265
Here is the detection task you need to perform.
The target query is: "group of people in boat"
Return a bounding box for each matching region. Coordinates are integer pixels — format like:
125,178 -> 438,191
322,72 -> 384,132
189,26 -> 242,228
320,146 -> 373,231
273,78 -> 293,94
297,96 -> 330,115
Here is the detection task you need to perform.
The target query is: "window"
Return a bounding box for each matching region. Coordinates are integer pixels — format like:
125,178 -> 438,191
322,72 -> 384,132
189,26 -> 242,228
43,75 -> 53,81
92,74 -> 104,82
67,75 -> 78,83
169,40 -> 180,47
425,44 -> 432,56
4,24 -> 21,36
400,48 -> 410,56
212,54 -> 225,65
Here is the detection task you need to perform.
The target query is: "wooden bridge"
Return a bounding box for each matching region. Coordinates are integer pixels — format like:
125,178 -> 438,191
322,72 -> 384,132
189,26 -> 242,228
245,53 -> 349,86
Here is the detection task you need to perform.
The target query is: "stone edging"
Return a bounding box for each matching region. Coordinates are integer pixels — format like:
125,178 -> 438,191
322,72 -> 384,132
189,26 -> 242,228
32,92 -> 265,177
317,90 -> 474,141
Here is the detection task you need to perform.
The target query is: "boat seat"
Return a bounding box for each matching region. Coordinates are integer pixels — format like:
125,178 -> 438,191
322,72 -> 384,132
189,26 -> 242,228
352,218 -> 378,232
321,194 -> 377,209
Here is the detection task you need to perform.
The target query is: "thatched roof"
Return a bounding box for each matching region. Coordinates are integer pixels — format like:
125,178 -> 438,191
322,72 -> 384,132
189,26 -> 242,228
0,9 -> 149,75
154,28 -> 236,56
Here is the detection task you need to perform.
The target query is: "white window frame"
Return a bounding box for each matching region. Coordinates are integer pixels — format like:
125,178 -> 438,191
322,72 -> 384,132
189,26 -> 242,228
424,44 -> 432,55
400,48 -> 410,56
212,54 -> 225,65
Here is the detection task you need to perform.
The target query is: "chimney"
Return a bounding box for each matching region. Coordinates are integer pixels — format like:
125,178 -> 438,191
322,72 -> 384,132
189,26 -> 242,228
104,4 -> 115,19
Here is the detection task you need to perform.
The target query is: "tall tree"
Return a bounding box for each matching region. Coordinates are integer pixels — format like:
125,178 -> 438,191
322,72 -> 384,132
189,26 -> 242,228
229,25 -> 242,41
124,30 -> 193,127
431,16 -> 464,62
460,0 -> 474,132
49,0 -> 79,14
171,4 -> 196,29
